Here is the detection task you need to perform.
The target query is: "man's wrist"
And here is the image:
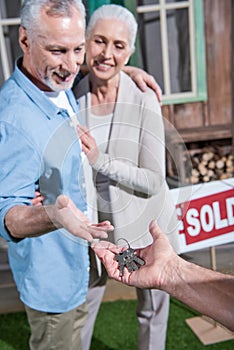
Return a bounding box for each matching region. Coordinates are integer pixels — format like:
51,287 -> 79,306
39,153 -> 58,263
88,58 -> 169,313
45,204 -> 62,230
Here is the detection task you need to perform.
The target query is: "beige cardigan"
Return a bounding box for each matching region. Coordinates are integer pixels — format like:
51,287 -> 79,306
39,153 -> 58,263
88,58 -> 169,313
74,72 -> 178,249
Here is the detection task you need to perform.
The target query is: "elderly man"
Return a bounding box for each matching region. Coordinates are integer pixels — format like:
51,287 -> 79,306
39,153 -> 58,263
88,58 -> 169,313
0,1 -> 112,349
0,1 -> 161,349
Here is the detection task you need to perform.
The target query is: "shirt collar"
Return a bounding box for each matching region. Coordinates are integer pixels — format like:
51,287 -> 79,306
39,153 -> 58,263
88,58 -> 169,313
13,58 -> 79,119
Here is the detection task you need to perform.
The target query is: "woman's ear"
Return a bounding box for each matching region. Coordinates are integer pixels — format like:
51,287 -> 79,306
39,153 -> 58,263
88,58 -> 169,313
125,48 -> 135,65
18,26 -> 30,54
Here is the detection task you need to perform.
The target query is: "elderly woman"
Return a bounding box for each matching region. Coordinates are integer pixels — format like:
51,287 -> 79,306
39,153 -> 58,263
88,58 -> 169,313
74,5 -> 178,350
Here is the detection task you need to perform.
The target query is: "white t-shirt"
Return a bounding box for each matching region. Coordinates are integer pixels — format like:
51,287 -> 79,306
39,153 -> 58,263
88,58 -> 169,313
44,90 -> 74,116
88,112 -> 113,153
88,112 -> 113,221
44,90 -> 94,220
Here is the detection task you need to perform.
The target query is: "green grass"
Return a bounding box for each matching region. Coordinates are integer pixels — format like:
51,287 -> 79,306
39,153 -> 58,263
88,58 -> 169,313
0,298 -> 233,350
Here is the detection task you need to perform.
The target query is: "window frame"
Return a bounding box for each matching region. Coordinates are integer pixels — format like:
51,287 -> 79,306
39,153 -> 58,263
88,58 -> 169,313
124,0 -> 207,105
0,0 -> 207,106
0,3 -> 21,83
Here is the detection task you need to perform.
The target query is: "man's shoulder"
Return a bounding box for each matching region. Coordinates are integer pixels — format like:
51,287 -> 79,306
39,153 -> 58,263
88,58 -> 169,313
0,77 -> 21,119
0,72 -> 26,100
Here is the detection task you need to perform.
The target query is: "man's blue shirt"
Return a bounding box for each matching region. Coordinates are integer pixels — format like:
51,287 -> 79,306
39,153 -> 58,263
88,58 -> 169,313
0,60 -> 89,312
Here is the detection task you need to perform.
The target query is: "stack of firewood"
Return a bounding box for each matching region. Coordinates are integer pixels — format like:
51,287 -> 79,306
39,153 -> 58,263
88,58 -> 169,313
186,146 -> 233,184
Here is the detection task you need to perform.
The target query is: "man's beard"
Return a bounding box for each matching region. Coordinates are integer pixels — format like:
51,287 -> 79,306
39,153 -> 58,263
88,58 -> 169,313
44,75 -> 75,92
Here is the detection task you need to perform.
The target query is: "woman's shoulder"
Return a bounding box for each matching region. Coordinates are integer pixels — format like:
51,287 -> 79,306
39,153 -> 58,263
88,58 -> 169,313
73,74 -> 90,100
120,71 -> 157,98
120,71 -> 161,114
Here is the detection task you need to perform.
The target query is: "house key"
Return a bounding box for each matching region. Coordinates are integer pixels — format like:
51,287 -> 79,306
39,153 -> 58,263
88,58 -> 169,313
114,239 -> 145,276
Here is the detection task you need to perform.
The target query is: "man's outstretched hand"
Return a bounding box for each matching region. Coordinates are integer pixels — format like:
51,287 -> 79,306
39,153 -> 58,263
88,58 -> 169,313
53,194 -> 114,242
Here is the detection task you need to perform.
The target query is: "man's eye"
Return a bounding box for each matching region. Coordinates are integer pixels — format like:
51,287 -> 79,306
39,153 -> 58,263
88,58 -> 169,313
51,49 -> 64,54
75,47 -> 84,53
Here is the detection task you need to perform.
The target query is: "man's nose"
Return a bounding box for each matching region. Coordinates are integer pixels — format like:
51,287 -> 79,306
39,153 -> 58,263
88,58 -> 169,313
62,54 -> 79,73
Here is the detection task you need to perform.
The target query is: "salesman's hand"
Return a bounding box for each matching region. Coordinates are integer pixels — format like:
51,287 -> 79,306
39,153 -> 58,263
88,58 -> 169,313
54,194 -> 114,242
92,220 -> 176,288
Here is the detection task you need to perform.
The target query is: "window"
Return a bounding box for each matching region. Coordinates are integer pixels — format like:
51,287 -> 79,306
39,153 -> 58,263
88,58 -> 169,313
0,1 -> 21,86
0,0 -> 207,106
125,0 -> 207,105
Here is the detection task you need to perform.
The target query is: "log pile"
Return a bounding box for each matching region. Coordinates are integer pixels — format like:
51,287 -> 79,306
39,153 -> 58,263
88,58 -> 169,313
186,146 -> 233,184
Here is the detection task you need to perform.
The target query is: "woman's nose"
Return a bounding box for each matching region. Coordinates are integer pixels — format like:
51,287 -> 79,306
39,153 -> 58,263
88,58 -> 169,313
102,44 -> 113,58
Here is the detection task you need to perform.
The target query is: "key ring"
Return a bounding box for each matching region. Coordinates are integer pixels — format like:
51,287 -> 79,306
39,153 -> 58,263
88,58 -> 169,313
116,238 -> 130,249
114,238 -> 145,276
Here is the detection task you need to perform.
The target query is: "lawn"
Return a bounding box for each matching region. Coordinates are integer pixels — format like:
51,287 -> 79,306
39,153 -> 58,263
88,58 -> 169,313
0,298 -> 233,350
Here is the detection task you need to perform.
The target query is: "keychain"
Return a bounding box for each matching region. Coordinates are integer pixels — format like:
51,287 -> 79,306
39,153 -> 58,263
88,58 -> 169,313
114,238 -> 145,276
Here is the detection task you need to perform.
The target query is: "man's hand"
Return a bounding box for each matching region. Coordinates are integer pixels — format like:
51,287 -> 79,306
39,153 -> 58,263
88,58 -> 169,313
92,220 -> 176,288
53,194 -> 113,242
123,66 -> 162,105
79,64 -> 162,104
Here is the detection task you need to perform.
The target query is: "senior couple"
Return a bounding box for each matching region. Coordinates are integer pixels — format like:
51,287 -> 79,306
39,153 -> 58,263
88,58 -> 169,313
0,1 -> 177,349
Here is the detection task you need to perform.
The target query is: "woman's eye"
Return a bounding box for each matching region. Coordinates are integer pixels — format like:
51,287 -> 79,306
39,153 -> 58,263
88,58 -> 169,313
116,45 -> 124,50
95,39 -> 103,44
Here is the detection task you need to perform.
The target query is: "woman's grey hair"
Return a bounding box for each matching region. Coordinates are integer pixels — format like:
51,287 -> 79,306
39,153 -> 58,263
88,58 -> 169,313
20,0 -> 86,38
86,4 -> 138,50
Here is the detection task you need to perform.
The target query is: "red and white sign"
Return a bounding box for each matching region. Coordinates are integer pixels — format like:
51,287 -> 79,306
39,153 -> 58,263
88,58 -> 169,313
170,178 -> 234,254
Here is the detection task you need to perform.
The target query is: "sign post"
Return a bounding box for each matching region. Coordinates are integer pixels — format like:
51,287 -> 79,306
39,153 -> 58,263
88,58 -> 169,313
170,178 -> 234,345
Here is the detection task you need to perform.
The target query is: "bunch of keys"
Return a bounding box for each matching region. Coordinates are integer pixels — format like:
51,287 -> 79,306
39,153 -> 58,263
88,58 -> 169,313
114,238 -> 145,276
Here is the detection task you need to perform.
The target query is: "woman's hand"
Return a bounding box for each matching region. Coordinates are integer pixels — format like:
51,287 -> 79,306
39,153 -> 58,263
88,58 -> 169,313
31,191 -> 44,206
77,125 -> 100,165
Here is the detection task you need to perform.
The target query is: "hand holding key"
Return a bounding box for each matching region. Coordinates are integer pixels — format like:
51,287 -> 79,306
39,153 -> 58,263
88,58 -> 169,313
93,221 -> 234,333
114,243 -> 145,276
91,220 -> 173,287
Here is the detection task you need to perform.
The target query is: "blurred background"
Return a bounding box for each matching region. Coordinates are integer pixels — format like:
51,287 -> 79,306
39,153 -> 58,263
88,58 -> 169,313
0,0 -> 233,330
1,0 -> 233,188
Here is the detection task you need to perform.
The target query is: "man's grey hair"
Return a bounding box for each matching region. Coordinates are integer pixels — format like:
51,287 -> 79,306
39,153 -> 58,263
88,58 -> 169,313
21,0 -> 86,37
86,4 -> 138,51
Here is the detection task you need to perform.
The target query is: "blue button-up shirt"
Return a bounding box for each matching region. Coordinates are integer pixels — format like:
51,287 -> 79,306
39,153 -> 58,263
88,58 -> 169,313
0,60 -> 89,312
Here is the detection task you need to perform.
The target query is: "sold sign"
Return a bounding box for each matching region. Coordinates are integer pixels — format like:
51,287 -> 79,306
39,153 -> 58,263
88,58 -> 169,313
177,188 -> 234,245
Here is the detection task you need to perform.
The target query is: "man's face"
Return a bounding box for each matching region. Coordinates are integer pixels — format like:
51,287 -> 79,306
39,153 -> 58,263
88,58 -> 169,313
19,7 -> 85,91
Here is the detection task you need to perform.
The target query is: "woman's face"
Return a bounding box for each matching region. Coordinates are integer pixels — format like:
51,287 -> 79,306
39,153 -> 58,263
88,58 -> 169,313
86,18 -> 133,82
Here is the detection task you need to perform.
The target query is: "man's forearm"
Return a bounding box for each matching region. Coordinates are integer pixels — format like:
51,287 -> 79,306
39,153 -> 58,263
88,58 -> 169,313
5,205 -> 59,239
164,258 -> 234,331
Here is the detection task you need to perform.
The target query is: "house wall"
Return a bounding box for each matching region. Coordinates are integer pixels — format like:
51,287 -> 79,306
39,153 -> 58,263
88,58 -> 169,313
163,0 -> 232,143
